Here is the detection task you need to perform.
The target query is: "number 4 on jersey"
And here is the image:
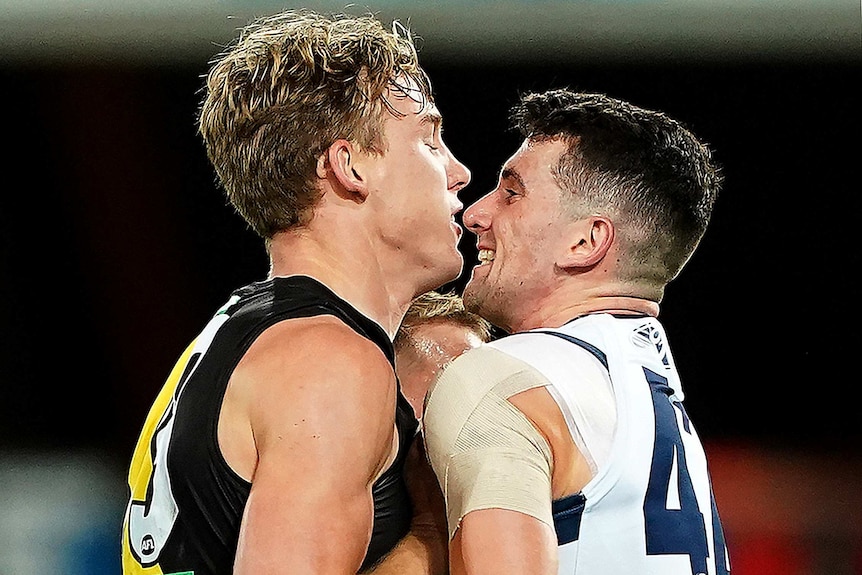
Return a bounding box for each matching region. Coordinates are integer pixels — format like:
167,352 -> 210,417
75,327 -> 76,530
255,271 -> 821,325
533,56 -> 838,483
642,367 -> 729,575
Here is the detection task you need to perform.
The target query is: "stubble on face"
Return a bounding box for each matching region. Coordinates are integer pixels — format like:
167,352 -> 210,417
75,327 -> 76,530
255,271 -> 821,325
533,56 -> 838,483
461,138 -> 570,332
462,267 -> 507,332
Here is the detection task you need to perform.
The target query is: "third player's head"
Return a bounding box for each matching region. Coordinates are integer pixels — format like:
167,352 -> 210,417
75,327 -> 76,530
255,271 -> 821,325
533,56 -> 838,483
394,291 -> 491,419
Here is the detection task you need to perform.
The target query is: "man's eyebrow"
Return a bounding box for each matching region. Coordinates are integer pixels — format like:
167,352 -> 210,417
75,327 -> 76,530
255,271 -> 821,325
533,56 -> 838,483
419,110 -> 443,128
500,167 -> 526,190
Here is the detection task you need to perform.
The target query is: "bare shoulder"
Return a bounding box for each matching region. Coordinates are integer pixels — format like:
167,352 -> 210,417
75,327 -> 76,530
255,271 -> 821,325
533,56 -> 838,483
233,315 -> 398,454
237,314 -> 395,393
229,317 -> 400,572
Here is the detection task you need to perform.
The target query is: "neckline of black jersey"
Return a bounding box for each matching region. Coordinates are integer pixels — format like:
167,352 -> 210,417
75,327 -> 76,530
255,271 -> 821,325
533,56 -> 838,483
268,274 -> 395,364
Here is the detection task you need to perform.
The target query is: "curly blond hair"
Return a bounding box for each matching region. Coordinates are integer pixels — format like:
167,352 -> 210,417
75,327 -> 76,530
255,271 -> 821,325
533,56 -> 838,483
198,10 -> 432,238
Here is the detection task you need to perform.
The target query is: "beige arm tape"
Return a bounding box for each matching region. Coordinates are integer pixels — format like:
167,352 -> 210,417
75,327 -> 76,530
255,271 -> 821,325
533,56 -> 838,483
423,346 -> 554,540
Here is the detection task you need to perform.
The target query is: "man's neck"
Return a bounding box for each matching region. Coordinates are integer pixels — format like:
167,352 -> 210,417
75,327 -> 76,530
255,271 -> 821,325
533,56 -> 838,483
267,230 -> 411,339
511,295 -> 660,333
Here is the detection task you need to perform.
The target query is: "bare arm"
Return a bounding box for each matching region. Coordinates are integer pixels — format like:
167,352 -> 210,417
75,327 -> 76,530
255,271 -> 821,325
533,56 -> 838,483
423,348 -> 595,575
368,435 -> 448,575
452,509 -> 557,575
449,387 -> 593,575
232,318 -> 398,574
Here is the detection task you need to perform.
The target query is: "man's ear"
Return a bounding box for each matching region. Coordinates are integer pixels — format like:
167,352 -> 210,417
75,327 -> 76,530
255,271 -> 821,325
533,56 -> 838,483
558,216 -> 614,269
315,139 -> 370,201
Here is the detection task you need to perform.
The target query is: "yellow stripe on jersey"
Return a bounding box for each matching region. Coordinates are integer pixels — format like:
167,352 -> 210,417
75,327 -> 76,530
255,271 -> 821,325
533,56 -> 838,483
121,340 -> 198,575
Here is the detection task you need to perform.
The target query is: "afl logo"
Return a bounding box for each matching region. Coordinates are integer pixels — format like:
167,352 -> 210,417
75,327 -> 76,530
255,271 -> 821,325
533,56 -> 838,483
141,534 -> 156,555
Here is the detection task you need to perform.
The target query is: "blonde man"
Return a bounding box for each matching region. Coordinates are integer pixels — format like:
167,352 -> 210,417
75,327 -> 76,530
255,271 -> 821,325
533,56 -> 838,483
122,10 -> 470,575
395,291 -> 492,419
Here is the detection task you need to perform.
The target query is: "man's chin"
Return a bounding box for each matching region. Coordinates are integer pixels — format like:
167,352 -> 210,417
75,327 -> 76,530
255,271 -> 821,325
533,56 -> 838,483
463,277 -> 503,320
463,261 -> 489,291
422,253 -> 464,293
461,280 -> 482,314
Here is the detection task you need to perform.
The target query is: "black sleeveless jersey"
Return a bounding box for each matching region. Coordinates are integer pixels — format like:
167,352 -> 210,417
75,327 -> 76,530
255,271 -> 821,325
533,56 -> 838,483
121,275 -> 418,574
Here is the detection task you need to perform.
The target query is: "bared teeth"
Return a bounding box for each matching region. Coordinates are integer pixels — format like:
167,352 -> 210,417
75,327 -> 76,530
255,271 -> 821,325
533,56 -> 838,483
477,249 -> 495,264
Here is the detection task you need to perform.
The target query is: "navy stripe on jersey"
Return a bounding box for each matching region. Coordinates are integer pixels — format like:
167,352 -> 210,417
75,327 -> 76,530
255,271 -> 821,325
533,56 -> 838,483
552,493 -> 586,545
534,331 -> 608,370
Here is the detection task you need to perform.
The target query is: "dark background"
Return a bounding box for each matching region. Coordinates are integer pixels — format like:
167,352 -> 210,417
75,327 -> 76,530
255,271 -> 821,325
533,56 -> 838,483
1,3 -> 860,572
3,57 -> 859,464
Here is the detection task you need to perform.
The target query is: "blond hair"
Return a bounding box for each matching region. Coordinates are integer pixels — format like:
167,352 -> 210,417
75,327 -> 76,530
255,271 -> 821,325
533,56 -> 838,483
395,291 -> 493,351
198,10 -> 432,238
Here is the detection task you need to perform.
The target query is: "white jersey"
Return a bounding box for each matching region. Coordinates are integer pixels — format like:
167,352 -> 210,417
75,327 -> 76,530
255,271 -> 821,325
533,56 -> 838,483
489,314 -> 730,575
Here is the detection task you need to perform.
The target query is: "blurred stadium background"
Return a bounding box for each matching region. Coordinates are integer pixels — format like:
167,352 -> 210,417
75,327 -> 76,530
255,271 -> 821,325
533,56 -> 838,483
1,1 -> 860,573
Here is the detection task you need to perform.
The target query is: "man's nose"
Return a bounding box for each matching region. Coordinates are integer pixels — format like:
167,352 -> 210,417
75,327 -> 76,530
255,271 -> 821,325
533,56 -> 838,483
447,151 -> 471,193
462,193 -> 493,232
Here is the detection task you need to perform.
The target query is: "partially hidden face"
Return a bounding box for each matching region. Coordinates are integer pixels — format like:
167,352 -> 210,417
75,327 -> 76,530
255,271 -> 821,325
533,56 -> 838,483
395,320 -> 485,420
461,138 -> 574,331
364,77 -> 472,291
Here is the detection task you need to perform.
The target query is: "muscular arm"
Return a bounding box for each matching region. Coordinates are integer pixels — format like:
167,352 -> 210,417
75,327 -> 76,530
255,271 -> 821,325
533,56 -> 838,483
367,435 -> 448,575
231,318 -> 398,574
423,346 -> 594,575
453,509 -> 557,575
448,387 -> 592,575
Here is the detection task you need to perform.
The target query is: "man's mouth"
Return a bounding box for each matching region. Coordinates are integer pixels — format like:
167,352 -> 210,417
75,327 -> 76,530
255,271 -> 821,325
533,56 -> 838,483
477,249 -> 495,265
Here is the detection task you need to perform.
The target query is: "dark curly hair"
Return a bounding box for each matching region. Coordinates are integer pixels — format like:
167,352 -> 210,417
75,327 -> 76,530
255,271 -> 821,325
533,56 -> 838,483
511,90 -> 722,285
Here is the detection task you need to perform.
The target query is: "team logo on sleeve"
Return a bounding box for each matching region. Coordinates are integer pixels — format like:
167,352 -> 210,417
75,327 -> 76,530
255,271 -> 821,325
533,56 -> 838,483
632,323 -> 670,368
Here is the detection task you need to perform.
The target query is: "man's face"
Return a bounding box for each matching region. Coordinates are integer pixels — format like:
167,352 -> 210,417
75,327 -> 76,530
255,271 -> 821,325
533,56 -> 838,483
395,320 -> 484,420
461,138 -> 573,332
364,79 -> 471,294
